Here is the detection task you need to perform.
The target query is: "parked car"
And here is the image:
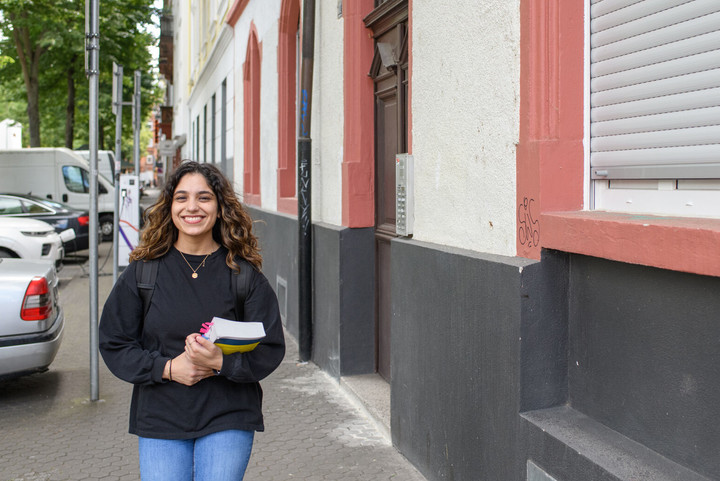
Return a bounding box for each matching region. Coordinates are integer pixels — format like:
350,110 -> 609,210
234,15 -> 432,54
0,217 -> 65,269
0,193 -> 89,253
0,257 -> 64,379
0,148 -> 116,241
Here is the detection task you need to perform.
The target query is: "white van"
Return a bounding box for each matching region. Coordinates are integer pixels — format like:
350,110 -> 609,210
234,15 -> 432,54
0,148 -> 116,240
75,150 -> 116,185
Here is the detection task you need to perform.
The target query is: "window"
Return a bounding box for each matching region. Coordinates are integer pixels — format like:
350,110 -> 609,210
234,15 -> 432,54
63,166 -> 89,193
23,201 -> 53,214
195,116 -> 201,161
277,0 -> 301,214
519,1 -> 720,277
243,26 -> 262,205
590,1 -> 720,218
203,104 -> 208,163
221,78 -> 230,177
0,197 -> 24,214
211,94 -> 217,164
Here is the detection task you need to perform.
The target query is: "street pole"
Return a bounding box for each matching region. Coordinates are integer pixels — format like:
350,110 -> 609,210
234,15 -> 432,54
133,70 -> 142,223
112,63 -> 123,285
85,0 -> 100,402
298,0 -> 315,362
133,70 -> 141,179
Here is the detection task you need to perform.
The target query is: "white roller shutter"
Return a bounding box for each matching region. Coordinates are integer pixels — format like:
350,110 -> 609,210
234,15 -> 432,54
590,0 -> 720,180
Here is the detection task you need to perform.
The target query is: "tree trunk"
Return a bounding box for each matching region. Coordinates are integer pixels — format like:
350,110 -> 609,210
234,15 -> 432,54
65,62 -> 76,148
99,121 -> 105,151
10,13 -> 44,147
26,75 -> 41,147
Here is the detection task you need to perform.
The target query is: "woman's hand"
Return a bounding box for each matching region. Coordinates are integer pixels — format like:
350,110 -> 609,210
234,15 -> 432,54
168,353 -> 214,386
184,333 -> 224,372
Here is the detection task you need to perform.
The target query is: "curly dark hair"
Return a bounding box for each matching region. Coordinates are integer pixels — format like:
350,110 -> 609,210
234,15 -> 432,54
129,161 -> 262,271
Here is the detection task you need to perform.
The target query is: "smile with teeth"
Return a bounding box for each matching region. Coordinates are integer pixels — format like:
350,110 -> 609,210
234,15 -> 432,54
183,215 -> 206,224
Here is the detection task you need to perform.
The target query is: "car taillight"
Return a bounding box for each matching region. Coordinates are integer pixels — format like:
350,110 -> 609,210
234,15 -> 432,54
21,276 -> 53,321
78,215 -> 89,226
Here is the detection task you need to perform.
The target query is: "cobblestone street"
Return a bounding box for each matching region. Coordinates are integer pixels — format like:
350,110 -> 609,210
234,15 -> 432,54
0,242 -> 425,481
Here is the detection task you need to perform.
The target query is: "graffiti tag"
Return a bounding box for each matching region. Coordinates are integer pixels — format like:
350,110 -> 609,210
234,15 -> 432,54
517,197 -> 539,248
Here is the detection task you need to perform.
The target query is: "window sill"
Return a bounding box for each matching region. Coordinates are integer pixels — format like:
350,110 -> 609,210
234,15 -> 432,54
277,196 -> 297,216
541,211 -> 720,278
243,193 -> 261,207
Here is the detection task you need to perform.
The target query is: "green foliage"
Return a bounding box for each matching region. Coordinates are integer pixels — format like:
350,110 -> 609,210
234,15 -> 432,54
0,0 -> 161,152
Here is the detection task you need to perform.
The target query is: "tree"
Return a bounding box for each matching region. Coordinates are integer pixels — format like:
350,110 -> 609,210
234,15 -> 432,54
0,1 -> 68,146
0,0 -> 159,151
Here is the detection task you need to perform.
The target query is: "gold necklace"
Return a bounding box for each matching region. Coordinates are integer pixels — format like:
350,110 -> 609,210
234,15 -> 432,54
179,251 -> 211,279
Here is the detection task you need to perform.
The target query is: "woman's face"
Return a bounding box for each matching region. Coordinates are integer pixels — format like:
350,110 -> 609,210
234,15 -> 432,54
171,173 -> 219,245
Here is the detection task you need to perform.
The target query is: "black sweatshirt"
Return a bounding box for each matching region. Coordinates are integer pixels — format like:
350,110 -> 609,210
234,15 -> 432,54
99,246 -> 285,440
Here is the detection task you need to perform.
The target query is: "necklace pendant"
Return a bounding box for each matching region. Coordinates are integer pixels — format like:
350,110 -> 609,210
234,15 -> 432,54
192,273 -> 198,279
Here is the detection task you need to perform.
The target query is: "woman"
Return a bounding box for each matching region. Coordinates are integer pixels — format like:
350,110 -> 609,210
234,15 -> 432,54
99,161 -> 285,481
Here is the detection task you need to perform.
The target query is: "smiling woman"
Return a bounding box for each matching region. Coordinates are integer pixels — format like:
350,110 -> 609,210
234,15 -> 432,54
171,173 -> 220,253
99,161 -> 285,481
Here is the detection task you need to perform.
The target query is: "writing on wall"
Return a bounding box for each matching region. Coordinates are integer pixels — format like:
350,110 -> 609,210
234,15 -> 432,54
518,197 -> 539,248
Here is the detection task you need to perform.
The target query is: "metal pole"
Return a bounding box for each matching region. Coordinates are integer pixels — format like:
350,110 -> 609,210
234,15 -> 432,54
133,70 -> 142,225
133,70 -> 141,178
112,63 -> 123,284
86,0 -> 100,402
298,0 -> 315,362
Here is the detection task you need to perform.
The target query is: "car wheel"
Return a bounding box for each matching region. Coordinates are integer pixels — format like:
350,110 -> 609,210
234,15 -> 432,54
99,215 -> 114,242
0,248 -> 18,258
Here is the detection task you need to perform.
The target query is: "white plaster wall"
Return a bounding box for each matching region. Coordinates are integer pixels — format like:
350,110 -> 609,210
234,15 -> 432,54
411,0 -> 520,257
172,0 -> 191,160
311,1 -> 344,225
224,73 -> 235,181
260,19 -> 280,212
232,46 -> 244,192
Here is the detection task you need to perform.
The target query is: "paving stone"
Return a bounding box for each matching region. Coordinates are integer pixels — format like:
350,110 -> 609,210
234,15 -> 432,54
0,244 -> 426,481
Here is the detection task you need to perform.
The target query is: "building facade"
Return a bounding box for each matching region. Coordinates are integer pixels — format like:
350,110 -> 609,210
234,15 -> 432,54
168,1 -> 720,479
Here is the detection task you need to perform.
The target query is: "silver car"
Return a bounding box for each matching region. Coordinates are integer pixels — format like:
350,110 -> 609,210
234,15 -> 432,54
0,258 -> 64,379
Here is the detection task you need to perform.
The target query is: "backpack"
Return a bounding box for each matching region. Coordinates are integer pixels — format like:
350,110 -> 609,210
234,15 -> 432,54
135,258 -> 253,321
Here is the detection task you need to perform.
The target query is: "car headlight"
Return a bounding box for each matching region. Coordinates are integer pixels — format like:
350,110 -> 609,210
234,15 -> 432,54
21,230 -> 54,237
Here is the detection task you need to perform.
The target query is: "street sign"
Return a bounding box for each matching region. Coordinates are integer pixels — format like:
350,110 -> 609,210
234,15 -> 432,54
157,139 -> 175,156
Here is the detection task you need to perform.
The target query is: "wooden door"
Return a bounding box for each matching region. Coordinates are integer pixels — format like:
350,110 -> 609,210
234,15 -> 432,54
366,0 -> 408,381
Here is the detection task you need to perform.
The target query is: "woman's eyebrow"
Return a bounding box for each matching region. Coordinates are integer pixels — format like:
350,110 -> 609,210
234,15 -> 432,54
174,189 -> 215,196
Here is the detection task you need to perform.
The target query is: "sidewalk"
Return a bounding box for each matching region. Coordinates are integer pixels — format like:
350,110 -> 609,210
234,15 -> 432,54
0,243 -> 426,481
246,336 -> 425,480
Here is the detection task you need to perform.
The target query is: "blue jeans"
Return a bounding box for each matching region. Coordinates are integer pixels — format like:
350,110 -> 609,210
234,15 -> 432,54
138,430 -> 254,481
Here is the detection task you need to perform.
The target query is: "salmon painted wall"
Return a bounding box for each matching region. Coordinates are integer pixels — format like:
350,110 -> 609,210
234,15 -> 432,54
342,0 -> 375,228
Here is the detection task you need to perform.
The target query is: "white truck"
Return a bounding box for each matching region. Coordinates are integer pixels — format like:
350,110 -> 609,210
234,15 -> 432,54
0,148 -> 116,240
75,149 -> 116,185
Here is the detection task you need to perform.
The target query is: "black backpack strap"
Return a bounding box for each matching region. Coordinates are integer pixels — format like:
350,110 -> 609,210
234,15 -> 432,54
135,259 -> 159,318
231,262 -> 253,322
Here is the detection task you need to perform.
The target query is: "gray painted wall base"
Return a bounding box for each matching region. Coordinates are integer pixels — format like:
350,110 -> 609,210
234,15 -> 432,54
249,209 -> 720,480
249,208 -> 375,377
247,207 -> 299,337
390,239 -> 718,481
391,237 -> 536,481
312,222 -> 375,377
522,407 -> 711,481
